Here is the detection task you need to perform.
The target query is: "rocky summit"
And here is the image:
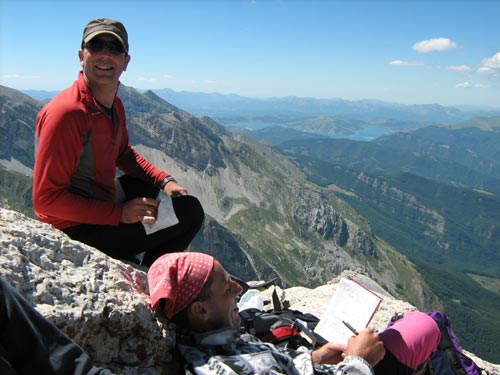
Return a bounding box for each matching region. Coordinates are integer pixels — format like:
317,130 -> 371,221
0,208 -> 498,374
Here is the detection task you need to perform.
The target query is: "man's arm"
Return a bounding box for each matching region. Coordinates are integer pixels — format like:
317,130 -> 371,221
117,145 -> 189,198
312,328 -> 385,366
311,328 -> 385,374
112,99 -> 190,198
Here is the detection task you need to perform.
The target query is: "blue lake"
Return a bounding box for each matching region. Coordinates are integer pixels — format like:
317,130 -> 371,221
234,123 -> 395,142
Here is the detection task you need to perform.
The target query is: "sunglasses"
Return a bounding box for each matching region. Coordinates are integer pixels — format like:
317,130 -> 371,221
83,38 -> 126,55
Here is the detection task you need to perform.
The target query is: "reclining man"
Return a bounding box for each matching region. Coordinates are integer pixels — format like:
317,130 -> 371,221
0,252 -> 440,374
148,252 -> 441,375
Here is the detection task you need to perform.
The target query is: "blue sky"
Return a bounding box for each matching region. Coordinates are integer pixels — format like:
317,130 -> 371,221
1,0 -> 499,107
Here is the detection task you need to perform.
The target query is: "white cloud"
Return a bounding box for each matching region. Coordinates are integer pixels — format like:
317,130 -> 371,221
389,60 -> 424,66
481,52 -> 500,69
413,38 -> 457,53
477,52 -> 500,76
455,82 -> 488,89
204,80 -> 217,84
163,74 -> 173,79
447,65 -> 471,71
477,67 -> 495,75
1,73 -> 40,79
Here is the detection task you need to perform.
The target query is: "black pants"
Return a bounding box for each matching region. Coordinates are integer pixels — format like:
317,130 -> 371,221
0,278 -> 113,375
63,176 -> 205,267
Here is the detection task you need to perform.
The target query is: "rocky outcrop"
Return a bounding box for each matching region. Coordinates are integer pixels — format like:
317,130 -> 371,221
1,208 -> 498,374
0,208 -> 175,374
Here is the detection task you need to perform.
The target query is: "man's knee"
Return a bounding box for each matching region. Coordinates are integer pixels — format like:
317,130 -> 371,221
174,195 -> 204,226
189,196 -> 204,224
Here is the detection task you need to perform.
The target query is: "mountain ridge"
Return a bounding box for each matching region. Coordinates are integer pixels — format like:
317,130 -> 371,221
0,83 -> 434,302
2,83 -> 499,361
152,88 -> 500,123
18,85 -> 500,125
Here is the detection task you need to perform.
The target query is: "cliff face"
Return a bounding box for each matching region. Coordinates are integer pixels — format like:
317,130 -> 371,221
1,210 -> 498,374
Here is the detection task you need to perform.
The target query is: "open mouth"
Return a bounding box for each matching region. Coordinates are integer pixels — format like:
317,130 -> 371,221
96,65 -> 113,71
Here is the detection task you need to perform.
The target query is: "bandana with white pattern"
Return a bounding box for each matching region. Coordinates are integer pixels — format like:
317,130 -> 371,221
148,252 -> 214,319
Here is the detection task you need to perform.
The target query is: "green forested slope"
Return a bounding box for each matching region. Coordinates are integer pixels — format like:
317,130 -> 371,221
417,263 -> 500,362
278,130 -> 500,193
277,133 -> 500,362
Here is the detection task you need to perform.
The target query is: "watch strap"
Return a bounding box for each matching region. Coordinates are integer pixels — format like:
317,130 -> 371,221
160,176 -> 177,189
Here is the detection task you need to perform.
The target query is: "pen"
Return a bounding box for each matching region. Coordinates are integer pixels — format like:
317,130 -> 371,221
342,320 -> 359,335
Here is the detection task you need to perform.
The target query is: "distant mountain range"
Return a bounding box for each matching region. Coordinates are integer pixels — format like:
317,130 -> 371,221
20,89 -> 58,103
3,84 -> 500,362
151,88 -> 500,124
22,87 -> 500,127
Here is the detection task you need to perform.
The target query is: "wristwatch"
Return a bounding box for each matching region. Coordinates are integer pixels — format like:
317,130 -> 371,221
160,176 -> 177,189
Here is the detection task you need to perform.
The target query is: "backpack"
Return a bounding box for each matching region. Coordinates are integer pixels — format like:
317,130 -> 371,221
239,307 -> 328,350
390,311 -> 486,375
238,280 -> 328,350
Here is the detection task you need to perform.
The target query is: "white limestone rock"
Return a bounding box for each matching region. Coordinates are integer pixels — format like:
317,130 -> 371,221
0,208 -> 176,375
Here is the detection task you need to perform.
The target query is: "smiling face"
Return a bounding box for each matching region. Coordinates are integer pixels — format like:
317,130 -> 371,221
78,33 -> 130,92
197,260 -> 244,330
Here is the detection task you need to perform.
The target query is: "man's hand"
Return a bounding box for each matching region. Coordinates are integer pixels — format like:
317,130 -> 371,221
312,328 -> 385,367
312,342 -> 346,364
120,197 -> 159,224
163,181 -> 188,198
345,328 -> 385,367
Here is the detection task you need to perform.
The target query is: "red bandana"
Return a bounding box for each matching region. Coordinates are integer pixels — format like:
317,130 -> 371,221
147,252 -> 214,319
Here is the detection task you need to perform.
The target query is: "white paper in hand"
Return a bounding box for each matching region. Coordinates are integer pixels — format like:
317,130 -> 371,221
142,194 -> 179,235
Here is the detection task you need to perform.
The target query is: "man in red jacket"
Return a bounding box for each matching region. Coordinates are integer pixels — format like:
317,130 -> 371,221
33,18 -> 204,267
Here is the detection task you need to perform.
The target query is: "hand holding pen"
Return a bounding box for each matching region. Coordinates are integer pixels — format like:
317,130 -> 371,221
344,324 -> 385,367
312,321 -> 384,366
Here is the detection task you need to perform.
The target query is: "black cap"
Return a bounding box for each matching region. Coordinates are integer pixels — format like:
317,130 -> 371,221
82,18 -> 129,53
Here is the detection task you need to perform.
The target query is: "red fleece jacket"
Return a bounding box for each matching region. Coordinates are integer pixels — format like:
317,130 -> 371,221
33,72 -> 168,229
